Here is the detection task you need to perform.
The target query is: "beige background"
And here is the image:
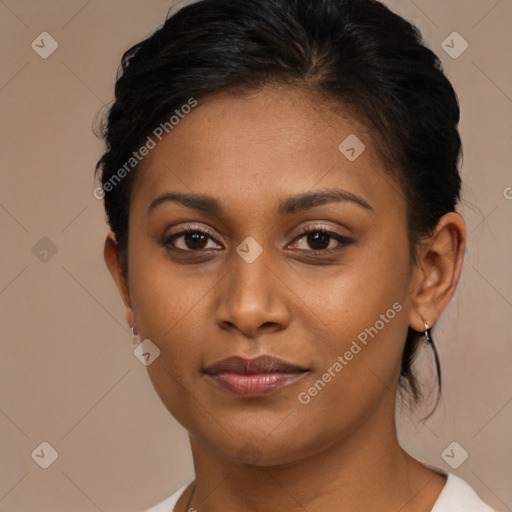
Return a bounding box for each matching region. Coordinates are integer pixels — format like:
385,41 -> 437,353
0,0 -> 510,511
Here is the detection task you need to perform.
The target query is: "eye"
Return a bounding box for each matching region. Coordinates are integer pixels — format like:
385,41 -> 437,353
164,225 -> 223,252
289,225 -> 354,253
163,224 -> 353,254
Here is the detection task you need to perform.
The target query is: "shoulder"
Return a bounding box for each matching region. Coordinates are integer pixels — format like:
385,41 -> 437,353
431,472 -> 496,512
142,474 -> 497,512
142,483 -> 190,512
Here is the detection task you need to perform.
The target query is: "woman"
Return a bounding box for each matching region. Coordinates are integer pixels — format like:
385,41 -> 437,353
95,0 -> 496,510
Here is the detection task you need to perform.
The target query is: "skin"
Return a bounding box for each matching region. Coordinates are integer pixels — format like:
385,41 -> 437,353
104,86 -> 466,511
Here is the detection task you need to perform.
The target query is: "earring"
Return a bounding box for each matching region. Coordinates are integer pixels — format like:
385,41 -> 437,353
424,321 -> 432,345
130,326 -> 140,346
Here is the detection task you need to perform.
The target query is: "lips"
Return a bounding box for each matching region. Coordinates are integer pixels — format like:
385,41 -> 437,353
204,355 -> 308,397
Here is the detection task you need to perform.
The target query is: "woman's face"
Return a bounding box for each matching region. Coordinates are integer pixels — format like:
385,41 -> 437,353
123,86 -> 419,465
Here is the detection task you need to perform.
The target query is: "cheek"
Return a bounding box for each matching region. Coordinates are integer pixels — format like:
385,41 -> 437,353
129,258 -> 211,424
317,235 -> 411,335
313,233 -> 412,387
127,248 -> 209,388
128,233 -> 211,333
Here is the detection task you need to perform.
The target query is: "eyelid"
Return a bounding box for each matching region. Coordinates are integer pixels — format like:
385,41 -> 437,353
289,224 -> 354,248
166,223 -> 219,238
164,224 -> 224,249
296,223 -> 348,235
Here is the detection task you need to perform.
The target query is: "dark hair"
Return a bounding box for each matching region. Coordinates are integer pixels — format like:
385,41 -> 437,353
95,0 -> 462,410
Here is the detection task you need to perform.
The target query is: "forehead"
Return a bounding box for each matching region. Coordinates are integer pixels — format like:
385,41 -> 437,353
133,86 -> 404,216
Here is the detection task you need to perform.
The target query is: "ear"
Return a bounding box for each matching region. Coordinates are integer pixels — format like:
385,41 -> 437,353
408,212 -> 467,331
104,233 -> 136,331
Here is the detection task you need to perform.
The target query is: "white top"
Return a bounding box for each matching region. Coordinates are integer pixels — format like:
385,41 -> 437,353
144,472 -> 496,512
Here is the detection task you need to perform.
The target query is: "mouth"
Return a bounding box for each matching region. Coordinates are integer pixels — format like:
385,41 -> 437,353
203,355 -> 309,397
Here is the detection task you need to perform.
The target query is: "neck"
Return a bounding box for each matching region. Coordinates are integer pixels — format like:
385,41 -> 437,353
183,397 -> 446,512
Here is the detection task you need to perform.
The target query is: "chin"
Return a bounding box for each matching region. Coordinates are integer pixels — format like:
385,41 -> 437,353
190,418 -> 324,468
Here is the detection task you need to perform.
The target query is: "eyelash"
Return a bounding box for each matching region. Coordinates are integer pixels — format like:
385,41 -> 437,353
163,224 -> 354,255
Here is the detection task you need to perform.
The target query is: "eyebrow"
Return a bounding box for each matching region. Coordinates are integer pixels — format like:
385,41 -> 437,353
148,189 -> 373,216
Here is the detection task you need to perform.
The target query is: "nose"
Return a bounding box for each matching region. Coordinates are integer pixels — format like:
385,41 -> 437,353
215,249 -> 291,338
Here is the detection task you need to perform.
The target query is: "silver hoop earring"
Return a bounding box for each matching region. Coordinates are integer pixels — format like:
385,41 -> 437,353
424,321 -> 432,345
130,326 -> 138,336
